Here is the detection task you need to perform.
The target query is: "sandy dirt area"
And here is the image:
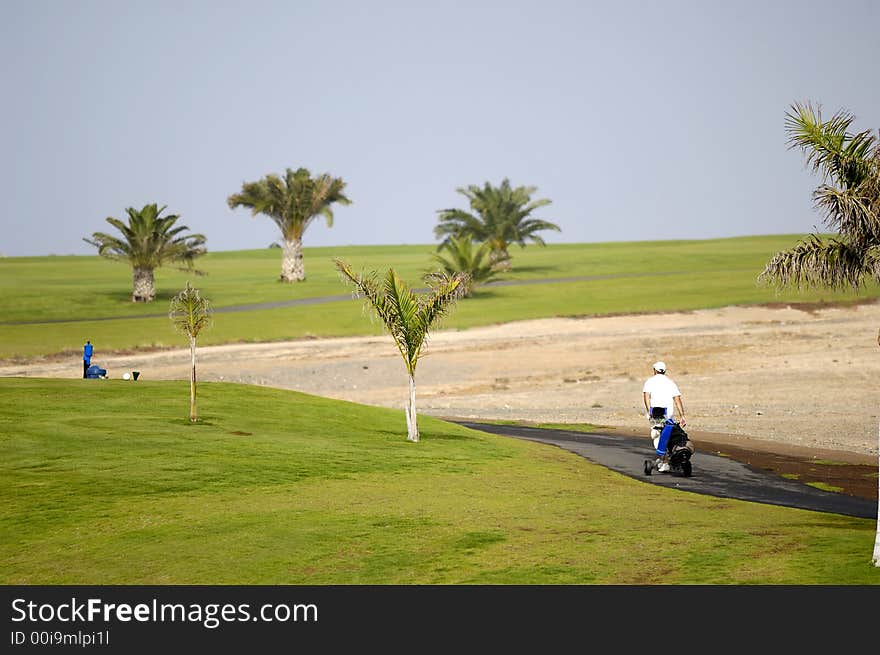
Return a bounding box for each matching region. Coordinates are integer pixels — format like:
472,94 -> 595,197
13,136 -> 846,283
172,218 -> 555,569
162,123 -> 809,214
5,303 -> 880,460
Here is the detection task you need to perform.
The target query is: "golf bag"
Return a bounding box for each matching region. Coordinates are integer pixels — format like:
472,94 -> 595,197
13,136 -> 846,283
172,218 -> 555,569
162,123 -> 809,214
644,409 -> 694,477
85,364 -> 107,379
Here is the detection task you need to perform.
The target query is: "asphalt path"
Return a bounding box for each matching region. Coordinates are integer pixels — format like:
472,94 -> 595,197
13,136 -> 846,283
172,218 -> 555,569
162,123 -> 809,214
452,420 -> 876,519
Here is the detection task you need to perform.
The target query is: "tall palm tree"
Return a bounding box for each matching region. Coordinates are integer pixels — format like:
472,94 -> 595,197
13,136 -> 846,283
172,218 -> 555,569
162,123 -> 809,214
84,204 -> 206,302
227,167 -> 351,282
427,235 -> 506,297
335,258 -> 467,442
435,178 -> 560,271
759,101 -> 880,567
169,282 -> 212,423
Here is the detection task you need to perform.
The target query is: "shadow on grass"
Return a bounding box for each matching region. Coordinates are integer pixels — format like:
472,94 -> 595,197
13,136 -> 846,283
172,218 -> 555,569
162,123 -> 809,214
420,429 -> 480,441
453,530 -> 507,551
504,264 -> 560,275
97,290 -> 180,308
366,426 -> 479,442
789,518 -> 870,530
170,418 -> 216,427
465,288 -> 500,300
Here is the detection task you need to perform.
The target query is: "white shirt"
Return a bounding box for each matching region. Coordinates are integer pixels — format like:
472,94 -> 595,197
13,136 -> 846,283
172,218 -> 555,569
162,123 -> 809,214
643,374 -> 682,418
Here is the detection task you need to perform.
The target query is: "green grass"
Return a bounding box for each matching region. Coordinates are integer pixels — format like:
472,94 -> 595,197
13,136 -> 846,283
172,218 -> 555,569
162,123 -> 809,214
1,378 -> 878,584
531,422 -> 602,433
806,482 -> 846,494
3,235 -> 880,360
472,419 -> 603,433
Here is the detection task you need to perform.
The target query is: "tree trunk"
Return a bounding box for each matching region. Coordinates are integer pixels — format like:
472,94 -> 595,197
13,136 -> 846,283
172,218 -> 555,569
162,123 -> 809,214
873,330 -> 880,566
489,246 -> 512,272
132,266 -> 156,302
189,337 -> 197,423
405,374 -> 419,442
873,418 -> 880,566
280,237 -> 305,282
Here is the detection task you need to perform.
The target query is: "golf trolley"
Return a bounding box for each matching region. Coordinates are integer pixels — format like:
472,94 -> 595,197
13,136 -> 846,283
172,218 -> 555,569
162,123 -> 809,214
643,408 -> 694,477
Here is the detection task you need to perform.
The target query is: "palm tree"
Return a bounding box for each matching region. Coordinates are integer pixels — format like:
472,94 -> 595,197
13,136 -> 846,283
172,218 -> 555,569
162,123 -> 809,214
335,258 -> 467,442
435,178 -> 560,271
227,167 -> 351,282
84,204 -> 206,302
427,235 -> 506,296
169,282 -> 213,423
759,101 -> 880,567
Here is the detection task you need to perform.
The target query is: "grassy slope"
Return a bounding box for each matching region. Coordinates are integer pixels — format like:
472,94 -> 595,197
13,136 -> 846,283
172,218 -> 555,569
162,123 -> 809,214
3,235 -> 880,360
1,378 -> 877,585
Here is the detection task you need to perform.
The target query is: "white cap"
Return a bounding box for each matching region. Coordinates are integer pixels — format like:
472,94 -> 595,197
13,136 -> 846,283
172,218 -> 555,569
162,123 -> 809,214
653,361 -> 666,373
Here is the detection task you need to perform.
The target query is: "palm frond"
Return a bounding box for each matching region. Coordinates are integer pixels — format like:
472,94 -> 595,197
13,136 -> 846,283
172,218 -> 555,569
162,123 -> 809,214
229,168 -> 350,246
336,259 -> 466,376
434,179 -> 559,267
383,269 -> 423,373
759,234 -> 875,290
168,282 -> 213,338
419,273 -> 467,328
813,184 -> 880,243
772,101 -> 880,293
334,258 -> 394,325
85,204 -> 205,270
410,273 -> 467,365
318,205 -> 335,228
785,102 -> 851,176
786,102 -> 878,190
434,209 -> 485,244
336,259 -> 413,371
428,237 -> 499,294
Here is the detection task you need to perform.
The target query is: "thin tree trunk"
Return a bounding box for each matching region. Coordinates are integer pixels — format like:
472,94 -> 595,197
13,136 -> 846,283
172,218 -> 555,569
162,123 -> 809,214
281,237 -> 305,282
189,337 -> 197,423
873,418 -> 880,566
873,330 -> 880,566
132,266 -> 155,302
406,374 -> 419,442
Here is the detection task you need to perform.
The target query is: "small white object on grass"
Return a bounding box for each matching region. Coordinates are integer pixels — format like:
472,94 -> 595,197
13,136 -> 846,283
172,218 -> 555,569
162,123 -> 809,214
122,372 -> 131,381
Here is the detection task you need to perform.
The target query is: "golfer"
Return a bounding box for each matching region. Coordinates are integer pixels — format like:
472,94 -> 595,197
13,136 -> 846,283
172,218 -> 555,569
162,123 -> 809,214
642,360 -> 686,472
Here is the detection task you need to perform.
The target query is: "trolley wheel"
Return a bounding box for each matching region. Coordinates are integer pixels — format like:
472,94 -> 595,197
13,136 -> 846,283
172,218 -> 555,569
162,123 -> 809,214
682,460 -> 692,477
644,460 -> 653,476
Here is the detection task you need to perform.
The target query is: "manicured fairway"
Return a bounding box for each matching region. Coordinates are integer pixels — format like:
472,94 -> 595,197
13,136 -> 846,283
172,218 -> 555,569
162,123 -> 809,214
2,379 -> 877,584
2,235 -> 879,360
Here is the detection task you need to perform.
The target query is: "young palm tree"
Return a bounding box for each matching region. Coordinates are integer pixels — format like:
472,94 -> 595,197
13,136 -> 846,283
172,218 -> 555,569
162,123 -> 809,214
427,235 -> 506,296
169,282 -> 213,423
435,178 -> 560,271
84,204 -> 207,302
335,258 -> 467,442
759,101 -> 880,566
227,167 -> 351,282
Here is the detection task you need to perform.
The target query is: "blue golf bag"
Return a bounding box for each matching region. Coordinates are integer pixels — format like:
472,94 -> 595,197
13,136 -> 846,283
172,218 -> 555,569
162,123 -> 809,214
644,408 -> 694,477
85,364 -> 107,379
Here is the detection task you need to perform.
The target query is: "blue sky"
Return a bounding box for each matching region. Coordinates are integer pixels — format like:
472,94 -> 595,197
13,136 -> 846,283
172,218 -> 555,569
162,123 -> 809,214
1,0 -> 878,256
